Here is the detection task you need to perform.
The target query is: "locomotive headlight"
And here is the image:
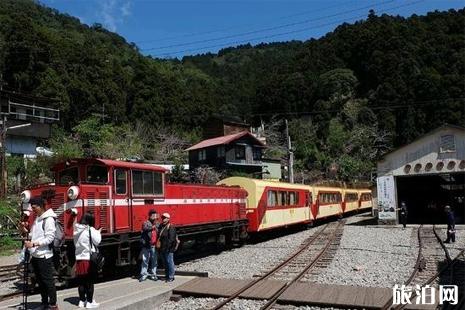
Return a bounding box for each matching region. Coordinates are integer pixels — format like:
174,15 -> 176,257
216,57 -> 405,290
67,186 -> 80,200
20,190 -> 31,203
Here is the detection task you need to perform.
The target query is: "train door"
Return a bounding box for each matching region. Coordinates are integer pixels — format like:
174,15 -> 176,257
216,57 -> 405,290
311,191 -> 320,219
113,168 -> 131,231
342,192 -> 347,213
305,191 -> 313,220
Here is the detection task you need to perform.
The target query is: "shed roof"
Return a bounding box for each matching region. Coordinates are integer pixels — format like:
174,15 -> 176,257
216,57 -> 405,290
186,131 -> 265,151
381,124 -> 465,159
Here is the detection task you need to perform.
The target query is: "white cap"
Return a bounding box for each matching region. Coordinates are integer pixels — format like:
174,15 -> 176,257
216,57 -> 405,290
162,212 -> 170,219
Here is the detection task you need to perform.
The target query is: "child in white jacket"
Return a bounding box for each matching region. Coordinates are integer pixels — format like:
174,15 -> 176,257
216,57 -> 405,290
72,209 -> 102,309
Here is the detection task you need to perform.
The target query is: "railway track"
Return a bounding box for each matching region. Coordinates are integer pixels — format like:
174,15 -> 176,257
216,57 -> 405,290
210,220 -> 346,310
382,225 -> 465,310
0,264 -> 25,303
0,264 -> 20,283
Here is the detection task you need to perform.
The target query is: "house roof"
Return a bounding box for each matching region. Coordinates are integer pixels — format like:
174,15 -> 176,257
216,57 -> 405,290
186,131 -> 265,151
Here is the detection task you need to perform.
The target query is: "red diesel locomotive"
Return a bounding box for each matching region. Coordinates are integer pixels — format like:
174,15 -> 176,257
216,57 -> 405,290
20,158 -> 248,276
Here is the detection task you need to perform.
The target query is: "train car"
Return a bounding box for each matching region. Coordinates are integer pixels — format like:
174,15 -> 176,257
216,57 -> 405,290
342,189 -> 359,213
358,190 -> 373,211
218,177 -> 312,232
312,186 -> 344,219
20,158 -> 248,276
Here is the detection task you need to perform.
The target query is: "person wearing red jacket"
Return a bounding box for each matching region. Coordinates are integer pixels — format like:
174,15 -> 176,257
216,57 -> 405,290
139,210 -> 159,281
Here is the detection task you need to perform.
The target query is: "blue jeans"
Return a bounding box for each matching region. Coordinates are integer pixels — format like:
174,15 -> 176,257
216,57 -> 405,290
161,252 -> 175,280
140,246 -> 157,278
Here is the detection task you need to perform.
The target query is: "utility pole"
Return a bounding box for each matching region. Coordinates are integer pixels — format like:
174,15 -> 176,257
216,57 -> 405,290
0,115 -> 7,198
284,119 -> 294,183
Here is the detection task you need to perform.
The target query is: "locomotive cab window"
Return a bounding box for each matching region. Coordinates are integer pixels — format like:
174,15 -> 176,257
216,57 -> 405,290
59,167 -> 79,185
86,165 -> 108,184
132,170 -> 164,196
114,169 -> 127,195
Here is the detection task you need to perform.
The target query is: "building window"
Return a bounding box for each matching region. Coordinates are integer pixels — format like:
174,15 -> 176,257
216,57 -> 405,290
217,146 -> 225,158
252,148 -> 262,160
235,146 -> 245,159
440,135 -> 455,153
198,149 -> 206,161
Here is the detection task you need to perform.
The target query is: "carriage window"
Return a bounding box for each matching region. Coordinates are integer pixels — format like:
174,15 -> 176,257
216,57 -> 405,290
345,193 -> 358,202
289,192 -> 296,205
361,193 -> 372,201
86,165 -> 108,184
267,190 -> 277,207
59,167 -> 79,185
132,170 -> 164,196
114,169 -> 127,195
281,192 -> 285,205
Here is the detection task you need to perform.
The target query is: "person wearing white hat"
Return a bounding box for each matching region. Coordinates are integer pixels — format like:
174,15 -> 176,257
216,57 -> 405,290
158,213 -> 177,282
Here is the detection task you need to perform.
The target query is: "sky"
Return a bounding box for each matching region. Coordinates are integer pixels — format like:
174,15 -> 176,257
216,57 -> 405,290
40,0 -> 465,58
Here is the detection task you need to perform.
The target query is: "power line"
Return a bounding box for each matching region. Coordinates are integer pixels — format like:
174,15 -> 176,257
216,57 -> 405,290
142,98 -> 465,121
136,0 -> 356,44
150,0 -> 424,58
142,0 -> 397,51
249,98 -> 465,117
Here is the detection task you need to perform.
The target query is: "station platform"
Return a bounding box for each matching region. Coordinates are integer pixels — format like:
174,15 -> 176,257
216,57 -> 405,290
0,276 -> 194,310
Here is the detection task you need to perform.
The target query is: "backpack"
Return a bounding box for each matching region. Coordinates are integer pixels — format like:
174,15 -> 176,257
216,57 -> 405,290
42,217 -> 65,250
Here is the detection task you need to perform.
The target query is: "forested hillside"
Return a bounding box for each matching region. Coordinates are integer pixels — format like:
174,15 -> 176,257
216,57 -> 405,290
0,0 -> 464,181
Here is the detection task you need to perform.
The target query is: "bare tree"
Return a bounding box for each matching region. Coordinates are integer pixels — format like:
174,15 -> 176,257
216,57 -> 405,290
263,117 -> 287,158
135,123 -> 188,162
192,166 -> 223,184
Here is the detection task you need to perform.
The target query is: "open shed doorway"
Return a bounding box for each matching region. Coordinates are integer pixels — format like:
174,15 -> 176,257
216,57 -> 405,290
396,173 -> 465,224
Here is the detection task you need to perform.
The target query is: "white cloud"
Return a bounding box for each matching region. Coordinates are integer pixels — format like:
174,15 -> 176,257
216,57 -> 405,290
99,0 -> 132,32
121,1 -> 131,17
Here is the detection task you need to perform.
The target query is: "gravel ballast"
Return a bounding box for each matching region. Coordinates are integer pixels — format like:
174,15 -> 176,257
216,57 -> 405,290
177,225 -> 319,279
309,224 -> 417,288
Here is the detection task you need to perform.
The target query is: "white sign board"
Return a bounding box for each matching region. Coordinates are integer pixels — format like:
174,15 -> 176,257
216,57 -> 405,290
377,175 -> 397,220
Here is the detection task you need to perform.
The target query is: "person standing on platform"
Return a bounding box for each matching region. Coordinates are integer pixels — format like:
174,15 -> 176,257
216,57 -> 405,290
23,197 -> 59,310
72,210 -> 102,309
444,205 -> 456,243
139,209 -> 159,282
399,201 -> 408,229
158,213 -> 177,282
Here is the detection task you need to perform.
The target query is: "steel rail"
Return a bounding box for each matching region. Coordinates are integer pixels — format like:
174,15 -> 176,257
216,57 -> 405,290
383,225 -> 462,310
210,222 -> 335,310
0,290 -> 22,302
259,220 -> 345,310
432,224 -> 452,263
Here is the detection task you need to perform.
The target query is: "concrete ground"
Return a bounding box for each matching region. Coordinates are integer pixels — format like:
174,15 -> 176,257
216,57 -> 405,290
0,276 -> 195,310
